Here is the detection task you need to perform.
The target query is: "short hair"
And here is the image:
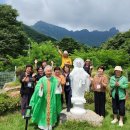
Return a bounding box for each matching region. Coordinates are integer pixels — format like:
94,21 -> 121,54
42,60 -> 47,63
62,65 -> 70,72
54,66 -> 61,71
36,66 -> 43,72
44,65 -> 52,72
97,65 -> 105,71
26,64 -> 33,69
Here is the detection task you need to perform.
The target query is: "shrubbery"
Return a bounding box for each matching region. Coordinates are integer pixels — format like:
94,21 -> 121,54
0,93 -> 20,115
84,91 -> 94,104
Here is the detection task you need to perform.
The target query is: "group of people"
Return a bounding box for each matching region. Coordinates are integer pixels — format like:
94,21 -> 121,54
20,47 -> 128,130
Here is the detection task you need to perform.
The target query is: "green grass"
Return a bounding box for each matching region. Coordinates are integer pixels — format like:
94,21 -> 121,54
0,108 -> 130,130
0,87 -> 130,130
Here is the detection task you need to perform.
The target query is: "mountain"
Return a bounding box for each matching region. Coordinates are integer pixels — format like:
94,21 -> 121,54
22,24 -> 56,43
31,21 -> 119,46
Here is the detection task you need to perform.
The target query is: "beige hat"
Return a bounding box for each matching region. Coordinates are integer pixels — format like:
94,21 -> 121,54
85,59 -> 90,62
114,66 -> 123,71
63,50 -> 68,54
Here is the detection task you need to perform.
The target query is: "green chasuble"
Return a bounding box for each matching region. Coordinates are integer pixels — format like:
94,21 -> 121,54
29,76 -> 58,127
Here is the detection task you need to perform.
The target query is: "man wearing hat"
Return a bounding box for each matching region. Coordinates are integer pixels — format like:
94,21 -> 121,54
110,66 -> 128,127
57,46 -> 72,68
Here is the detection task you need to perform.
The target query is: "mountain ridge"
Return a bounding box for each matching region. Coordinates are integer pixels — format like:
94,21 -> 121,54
22,24 -> 56,43
31,21 -> 119,46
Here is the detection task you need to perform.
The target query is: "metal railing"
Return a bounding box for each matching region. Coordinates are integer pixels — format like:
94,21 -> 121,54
0,71 -> 16,89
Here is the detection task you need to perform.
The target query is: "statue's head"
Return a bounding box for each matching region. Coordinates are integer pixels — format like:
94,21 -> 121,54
73,58 -> 84,68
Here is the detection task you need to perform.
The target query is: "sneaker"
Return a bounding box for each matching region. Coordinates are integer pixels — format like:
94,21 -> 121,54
111,118 -> 118,124
119,120 -> 123,127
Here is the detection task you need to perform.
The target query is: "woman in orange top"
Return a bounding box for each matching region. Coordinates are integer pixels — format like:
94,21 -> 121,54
92,66 -> 108,117
54,67 -> 66,116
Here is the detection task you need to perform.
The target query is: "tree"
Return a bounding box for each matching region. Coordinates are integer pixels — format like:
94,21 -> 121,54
55,37 -> 90,54
101,30 -> 130,54
0,5 -> 29,58
71,49 -> 129,69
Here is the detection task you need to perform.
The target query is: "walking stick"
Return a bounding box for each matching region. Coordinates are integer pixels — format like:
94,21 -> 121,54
24,106 -> 32,130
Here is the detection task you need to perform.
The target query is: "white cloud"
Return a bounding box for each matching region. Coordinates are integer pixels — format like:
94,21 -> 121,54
5,0 -> 130,31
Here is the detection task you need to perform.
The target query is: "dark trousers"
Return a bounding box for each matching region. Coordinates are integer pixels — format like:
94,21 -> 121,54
61,94 -> 64,104
65,90 -> 72,111
112,94 -> 125,116
94,91 -> 106,117
21,94 -> 32,116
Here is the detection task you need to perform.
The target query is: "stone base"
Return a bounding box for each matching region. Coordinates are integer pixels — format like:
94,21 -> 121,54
70,107 -> 86,115
60,109 -> 104,127
70,103 -> 86,115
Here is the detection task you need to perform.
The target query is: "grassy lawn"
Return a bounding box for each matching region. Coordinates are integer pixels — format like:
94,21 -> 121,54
0,84 -> 130,130
0,107 -> 130,130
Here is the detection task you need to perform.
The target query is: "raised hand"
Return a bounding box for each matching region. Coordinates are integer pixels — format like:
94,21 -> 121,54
34,59 -> 38,64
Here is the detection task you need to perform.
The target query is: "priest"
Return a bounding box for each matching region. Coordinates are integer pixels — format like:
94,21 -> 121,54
29,65 -> 59,130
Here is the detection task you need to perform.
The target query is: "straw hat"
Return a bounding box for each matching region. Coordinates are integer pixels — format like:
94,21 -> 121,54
114,66 -> 123,71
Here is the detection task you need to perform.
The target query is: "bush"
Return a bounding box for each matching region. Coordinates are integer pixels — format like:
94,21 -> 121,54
0,93 -> 20,115
126,100 -> 130,111
84,91 -> 94,104
16,66 -> 25,77
107,68 -> 114,78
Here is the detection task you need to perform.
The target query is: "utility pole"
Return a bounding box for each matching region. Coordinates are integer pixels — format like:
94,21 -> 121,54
28,43 -> 31,59
28,38 -> 31,59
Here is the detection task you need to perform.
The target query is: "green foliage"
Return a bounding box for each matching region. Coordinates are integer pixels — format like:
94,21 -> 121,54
55,37 -> 90,54
101,30 -> 130,54
1,41 -> 61,71
0,5 -> 29,58
0,39 -> 129,71
30,41 -> 60,66
0,61 -> 4,71
84,92 -> 94,104
71,49 -> 129,69
126,100 -> 130,111
0,93 -> 20,115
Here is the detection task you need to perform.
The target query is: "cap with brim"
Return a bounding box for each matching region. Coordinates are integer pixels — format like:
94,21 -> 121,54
114,66 -> 123,71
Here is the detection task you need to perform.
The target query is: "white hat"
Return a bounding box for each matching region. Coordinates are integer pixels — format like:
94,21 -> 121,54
63,50 -> 68,54
85,59 -> 90,62
114,66 -> 123,71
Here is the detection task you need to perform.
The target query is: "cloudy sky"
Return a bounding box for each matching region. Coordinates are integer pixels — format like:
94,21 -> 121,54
1,0 -> 130,31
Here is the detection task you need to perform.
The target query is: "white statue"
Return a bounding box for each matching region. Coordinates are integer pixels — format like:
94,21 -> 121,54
70,58 -> 90,115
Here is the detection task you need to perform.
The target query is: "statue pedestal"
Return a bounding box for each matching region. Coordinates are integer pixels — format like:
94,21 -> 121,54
60,109 -> 104,127
70,103 -> 86,115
